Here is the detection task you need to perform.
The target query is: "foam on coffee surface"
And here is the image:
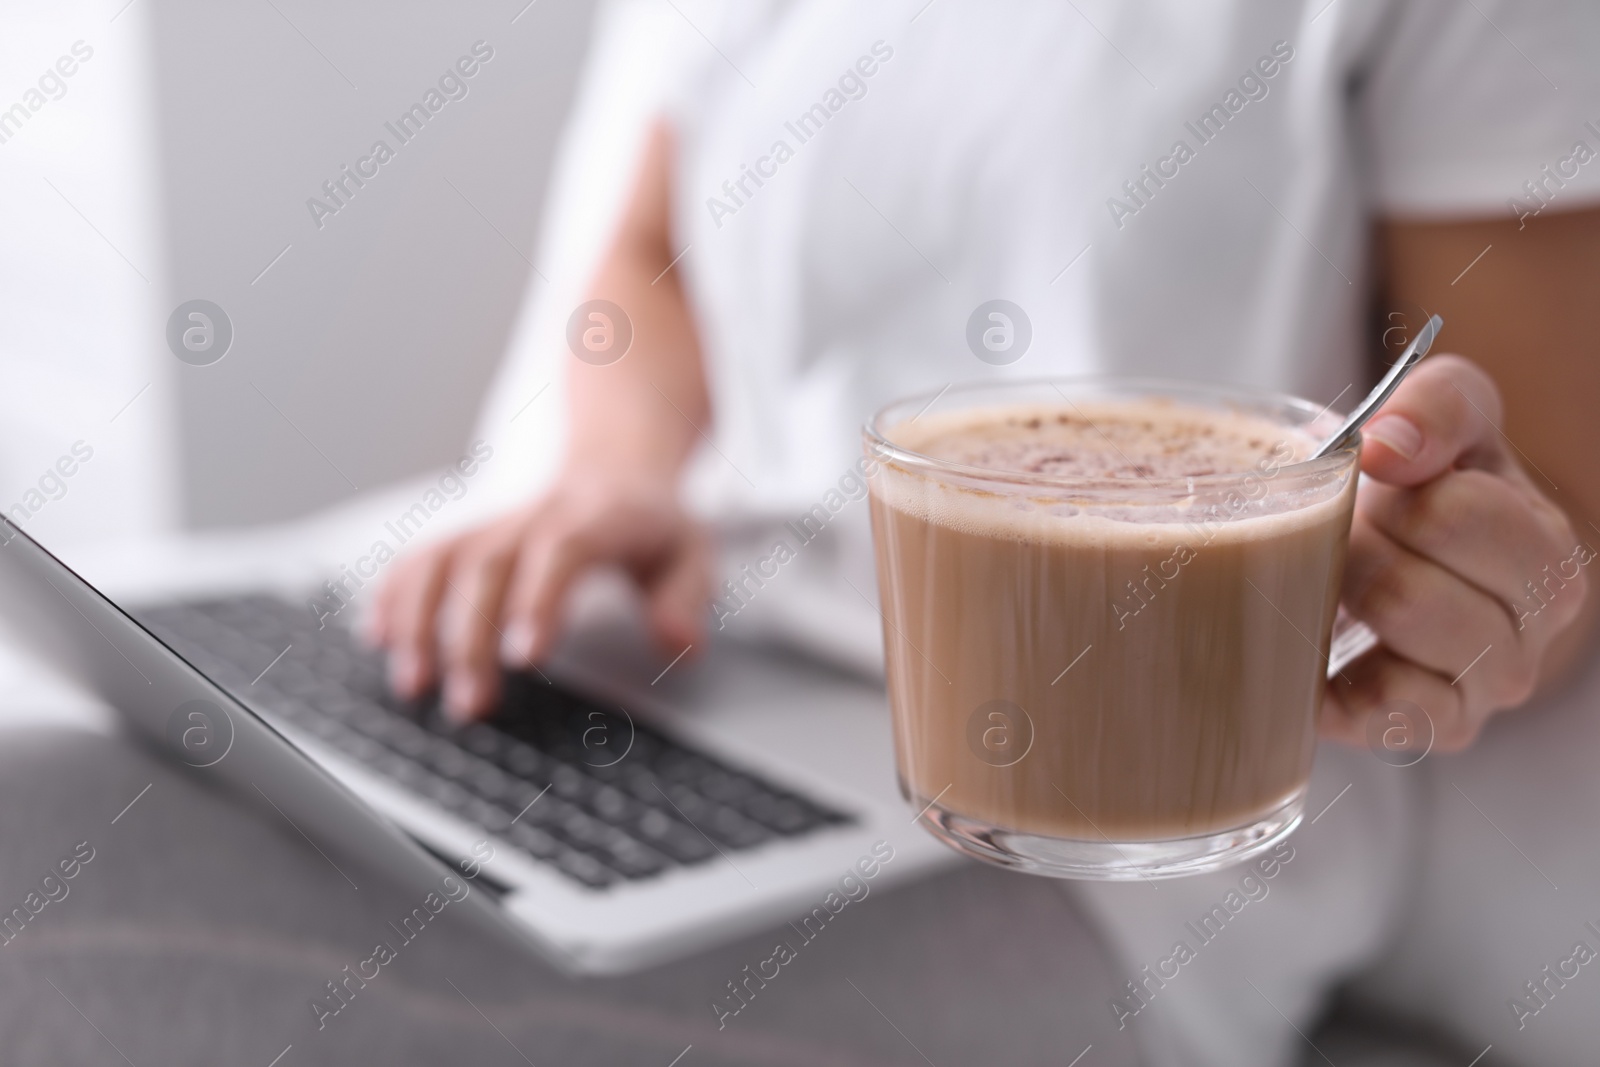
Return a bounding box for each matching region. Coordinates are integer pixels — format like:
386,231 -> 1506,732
892,400 -> 1309,479
876,400 -> 1335,544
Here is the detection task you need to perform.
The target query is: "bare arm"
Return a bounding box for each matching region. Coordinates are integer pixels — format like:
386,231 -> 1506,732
567,119 -> 709,481
1377,206 -> 1600,683
372,118 -> 715,719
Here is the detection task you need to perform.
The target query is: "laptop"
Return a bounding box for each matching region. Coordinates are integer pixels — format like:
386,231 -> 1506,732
0,515 -> 957,975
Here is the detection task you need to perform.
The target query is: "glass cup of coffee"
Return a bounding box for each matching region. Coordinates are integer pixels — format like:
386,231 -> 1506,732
863,379 -> 1361,879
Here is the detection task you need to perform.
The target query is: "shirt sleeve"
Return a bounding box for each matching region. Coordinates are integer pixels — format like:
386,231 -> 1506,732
1358,0 -> 1600,219
468,0 -> 719,499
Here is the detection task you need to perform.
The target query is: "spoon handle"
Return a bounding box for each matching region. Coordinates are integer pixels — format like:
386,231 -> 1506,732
1313,314 -> 1443,459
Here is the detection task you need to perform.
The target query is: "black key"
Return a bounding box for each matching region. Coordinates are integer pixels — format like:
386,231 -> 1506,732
548,763 -> 600,805
311,647 -> 355,682
461,798 -> 512,833
651,782 -> 710,819
385,757 -> 435,791
462,762 -> 514,803
633,809 -> 714,864
590,785 -> 636,822
267,662 -> 321,699
298,716 -> 346,743
206,597 -> 286,635
739,794 -> 822,835
554,809 -> 615,852
457,724 -> 507,760
308,683 -> 358,719
427,747 -> 512,804
416,774 -> 472,813
696,771 -> 763,806
504,781 -> 552,816
203,627 -> 274,667
419,742 -> 474,780
704,807 -> 771,849
618,768 -> 670,806
341,701 -> 395,736
500,744 -> 545,780
507,823 -> 562,860
366,749 -> 425,788
366,718 -> 432,760
552,849 -> 617,889
605,839 -> 669,880
342,663 -> 389,699
524,794 -> 578,828
653,751 -> 718,785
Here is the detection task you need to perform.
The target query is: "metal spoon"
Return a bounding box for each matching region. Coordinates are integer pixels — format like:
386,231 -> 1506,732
1313,313 -> 1443,459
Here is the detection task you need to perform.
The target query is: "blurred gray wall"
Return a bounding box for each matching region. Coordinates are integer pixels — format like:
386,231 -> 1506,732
152,0 -> 596,527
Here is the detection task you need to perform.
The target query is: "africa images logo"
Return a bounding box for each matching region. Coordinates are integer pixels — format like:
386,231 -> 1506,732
566,300 -> 633,366
966,300 -> 1032,366
166,299 -> 234,366
165,699 -> 234,768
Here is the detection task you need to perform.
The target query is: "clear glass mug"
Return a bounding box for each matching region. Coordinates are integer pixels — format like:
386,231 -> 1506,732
863,379 -> 1362,879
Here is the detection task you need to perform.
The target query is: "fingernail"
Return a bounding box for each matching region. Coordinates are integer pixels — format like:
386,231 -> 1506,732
500,622 -> 537,667
1364,415 -> 1422,461
445,673 -> 485,719
388,650 -> 421,695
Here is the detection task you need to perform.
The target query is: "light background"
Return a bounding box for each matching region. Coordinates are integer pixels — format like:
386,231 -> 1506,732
155,0 -> 597,527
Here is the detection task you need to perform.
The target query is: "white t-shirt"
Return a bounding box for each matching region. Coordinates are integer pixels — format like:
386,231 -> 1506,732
476,0 -> 1600,672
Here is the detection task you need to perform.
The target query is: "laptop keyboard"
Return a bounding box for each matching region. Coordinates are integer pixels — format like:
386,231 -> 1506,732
136,595 -> 852,890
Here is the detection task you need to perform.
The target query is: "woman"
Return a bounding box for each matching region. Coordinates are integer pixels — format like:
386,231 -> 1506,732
370,2 -> 1600,1063
6,1 -> 1587,1064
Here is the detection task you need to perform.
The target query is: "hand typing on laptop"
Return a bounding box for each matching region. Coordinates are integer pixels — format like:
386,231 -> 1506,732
368,124 -> 714,723
369,469 -> 710,722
